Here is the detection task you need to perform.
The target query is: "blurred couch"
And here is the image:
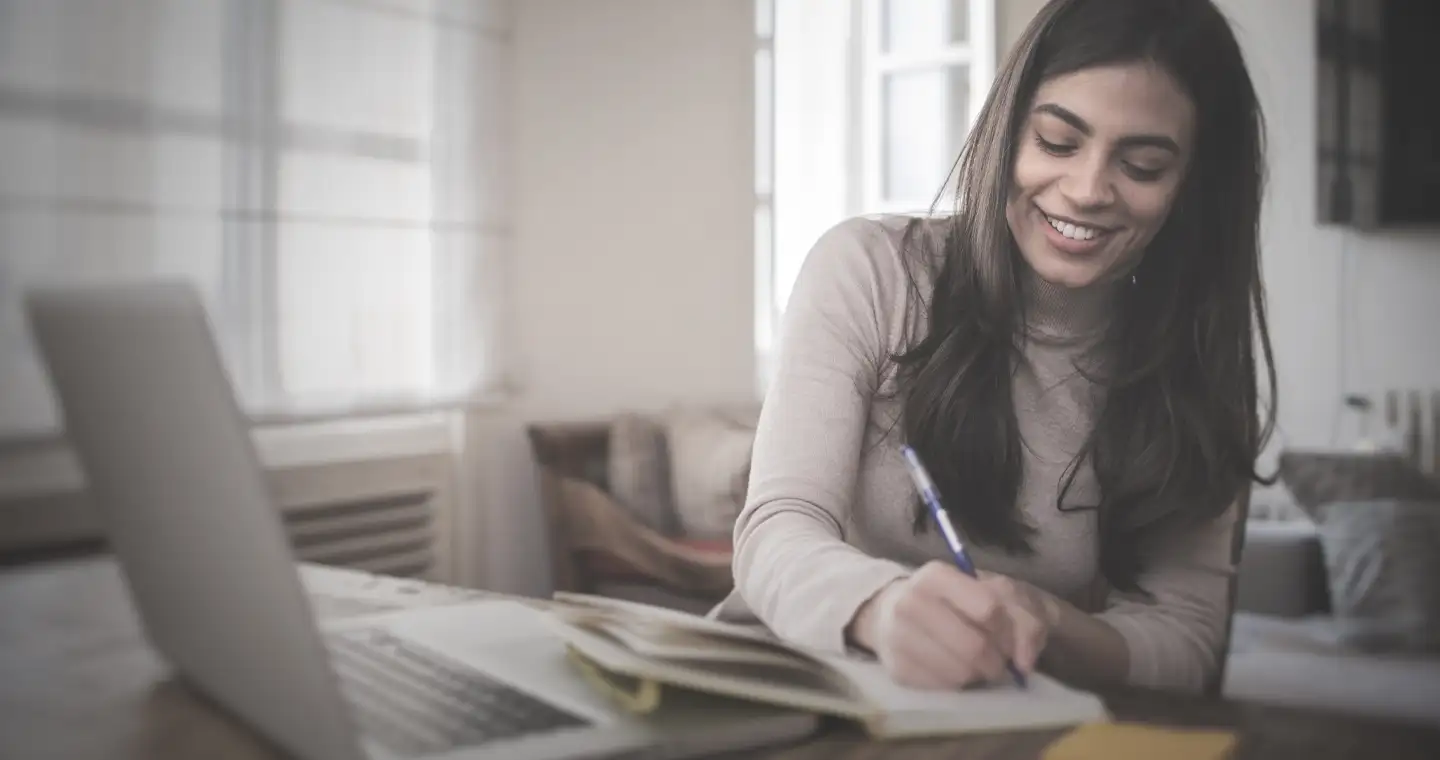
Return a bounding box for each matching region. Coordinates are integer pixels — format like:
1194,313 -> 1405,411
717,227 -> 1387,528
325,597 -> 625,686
1226,473 -> 1440,728
526,404 -> 760,615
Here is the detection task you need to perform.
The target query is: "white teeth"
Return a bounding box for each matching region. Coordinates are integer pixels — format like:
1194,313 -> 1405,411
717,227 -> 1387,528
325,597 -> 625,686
1046,214 -> 1098,241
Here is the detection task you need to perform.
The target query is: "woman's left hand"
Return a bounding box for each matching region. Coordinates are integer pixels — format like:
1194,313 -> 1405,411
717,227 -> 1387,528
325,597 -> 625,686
974,572 -> 1062,675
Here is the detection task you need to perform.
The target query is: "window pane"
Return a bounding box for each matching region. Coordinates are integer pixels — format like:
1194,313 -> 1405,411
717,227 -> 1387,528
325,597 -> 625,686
880,64 -> 970,207
276,227 -> 435,403
880,0 -> 968,53
0,217 -> 227,435
0,0 -> 230,435
280,0 -> 432,138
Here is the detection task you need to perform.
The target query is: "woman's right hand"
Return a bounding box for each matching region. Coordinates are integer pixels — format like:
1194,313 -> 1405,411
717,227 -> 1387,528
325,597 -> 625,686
847,561 -> 1026,689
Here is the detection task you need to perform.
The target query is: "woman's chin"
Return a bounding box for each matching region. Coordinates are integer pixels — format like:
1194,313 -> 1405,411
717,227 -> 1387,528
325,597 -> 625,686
1024,253 -> 1111,290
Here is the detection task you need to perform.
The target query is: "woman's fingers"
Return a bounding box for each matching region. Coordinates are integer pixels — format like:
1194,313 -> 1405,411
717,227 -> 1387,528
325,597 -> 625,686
1003,602 -> 1043,673
884,623 -> 976,688
979,574 -> 1054,674
895,587 -> 1009,685
870,562 -> 1057,690
913,562 -> 1017,659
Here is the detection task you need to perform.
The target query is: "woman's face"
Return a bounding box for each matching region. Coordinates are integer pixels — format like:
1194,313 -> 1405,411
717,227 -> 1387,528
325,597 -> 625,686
1005,61 -> 1195,289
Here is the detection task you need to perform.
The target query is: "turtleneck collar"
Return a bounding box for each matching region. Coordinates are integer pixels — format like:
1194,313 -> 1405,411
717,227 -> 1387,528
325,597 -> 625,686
1019,266 -> 1121,342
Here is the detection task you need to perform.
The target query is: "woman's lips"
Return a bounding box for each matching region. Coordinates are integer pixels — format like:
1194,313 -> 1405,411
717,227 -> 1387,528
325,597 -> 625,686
1038,206 -> 1113,256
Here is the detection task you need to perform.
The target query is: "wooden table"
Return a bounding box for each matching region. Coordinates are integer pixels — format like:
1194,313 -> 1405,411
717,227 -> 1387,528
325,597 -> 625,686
3,557 -> 1437,760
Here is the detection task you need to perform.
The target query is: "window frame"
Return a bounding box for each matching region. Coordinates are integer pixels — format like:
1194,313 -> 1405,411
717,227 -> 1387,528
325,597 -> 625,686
753,0 -> 778,386
857,0 -> 996,214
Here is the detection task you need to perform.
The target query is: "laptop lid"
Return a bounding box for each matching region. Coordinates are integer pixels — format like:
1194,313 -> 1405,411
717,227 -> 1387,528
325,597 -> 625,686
25,280 -> 365,760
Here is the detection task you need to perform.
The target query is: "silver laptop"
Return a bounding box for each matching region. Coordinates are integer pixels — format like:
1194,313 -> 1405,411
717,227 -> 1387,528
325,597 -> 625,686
25,279 -> 817,760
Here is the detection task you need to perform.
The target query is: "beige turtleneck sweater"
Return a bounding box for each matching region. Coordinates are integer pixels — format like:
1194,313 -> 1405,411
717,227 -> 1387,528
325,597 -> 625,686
711,215 -> 1241,694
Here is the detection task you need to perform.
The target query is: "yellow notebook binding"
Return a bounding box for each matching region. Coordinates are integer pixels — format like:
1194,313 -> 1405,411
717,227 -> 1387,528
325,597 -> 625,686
565,644 -> 664,715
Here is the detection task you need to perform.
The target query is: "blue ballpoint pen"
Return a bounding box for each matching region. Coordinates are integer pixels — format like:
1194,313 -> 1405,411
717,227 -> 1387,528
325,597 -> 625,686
899,444 -> 1028,688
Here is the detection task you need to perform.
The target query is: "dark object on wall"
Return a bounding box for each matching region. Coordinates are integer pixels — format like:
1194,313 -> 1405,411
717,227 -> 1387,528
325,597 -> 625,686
1318,0 -> 1440,228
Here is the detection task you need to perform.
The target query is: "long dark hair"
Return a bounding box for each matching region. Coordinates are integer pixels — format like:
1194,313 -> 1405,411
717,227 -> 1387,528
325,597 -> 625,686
892,0 -> 1277,589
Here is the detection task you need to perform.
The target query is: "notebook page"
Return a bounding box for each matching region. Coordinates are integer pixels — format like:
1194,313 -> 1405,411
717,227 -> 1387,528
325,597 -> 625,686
591,617 -> 818,670
552,592 -> 787,647
819,655 -> 1109,735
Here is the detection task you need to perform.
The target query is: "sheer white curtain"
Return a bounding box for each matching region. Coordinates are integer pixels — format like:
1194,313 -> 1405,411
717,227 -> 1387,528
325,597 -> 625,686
757,0 -> 994,371
0,0 -> 511,437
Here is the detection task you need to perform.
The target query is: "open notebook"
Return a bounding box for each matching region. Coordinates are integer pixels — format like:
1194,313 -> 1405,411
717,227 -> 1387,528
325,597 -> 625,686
543,592 -> 1110,740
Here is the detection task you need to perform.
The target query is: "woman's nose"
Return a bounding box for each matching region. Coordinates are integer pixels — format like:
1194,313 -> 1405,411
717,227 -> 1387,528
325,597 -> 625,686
1060,160 -> 1116,209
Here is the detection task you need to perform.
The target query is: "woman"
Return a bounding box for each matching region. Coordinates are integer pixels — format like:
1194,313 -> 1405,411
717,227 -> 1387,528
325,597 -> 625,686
711,0 -> 1277,695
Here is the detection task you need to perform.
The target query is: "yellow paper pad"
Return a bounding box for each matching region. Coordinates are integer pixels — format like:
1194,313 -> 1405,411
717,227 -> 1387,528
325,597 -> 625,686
1043,722 -> 1238,760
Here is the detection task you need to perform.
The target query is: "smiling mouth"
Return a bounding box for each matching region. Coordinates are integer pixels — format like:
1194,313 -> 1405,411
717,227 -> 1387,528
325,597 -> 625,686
1038,206 -> 1115,242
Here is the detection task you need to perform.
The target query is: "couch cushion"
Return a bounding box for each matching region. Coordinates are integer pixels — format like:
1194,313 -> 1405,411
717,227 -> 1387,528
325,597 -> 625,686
663,406 -> 760,541
1278,451 -> 1440,655
1313,499 -> 1440,653
1226,613 -> 1440,728
1279,451 -> 1439,511
1230,611 -> 1368,655
1224,647 -> 1440,728
557,476 -> 733,594
1235,521 -> 1330,617
607,413 -> 677,535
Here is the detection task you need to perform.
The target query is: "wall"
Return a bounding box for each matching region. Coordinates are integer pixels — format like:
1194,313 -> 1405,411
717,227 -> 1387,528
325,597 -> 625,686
468,0 -> 759,597
509,0 -> 757,414
1218,0 -> 1440,494
997,0 -> 1048,54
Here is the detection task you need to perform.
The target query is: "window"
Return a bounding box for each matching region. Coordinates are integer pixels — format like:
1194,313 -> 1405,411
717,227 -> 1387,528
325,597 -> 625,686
0,0 -> 511,437
862,0 -> 994,212
754,0 -> 995,379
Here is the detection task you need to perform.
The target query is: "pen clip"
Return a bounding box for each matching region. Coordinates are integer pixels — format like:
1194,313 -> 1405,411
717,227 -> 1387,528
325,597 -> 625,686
931,506 -> 964,553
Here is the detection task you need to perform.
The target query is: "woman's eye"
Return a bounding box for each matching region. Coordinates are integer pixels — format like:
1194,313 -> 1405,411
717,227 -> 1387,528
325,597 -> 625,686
1033,134 -> 1075,156
1123,163 -> 1164,182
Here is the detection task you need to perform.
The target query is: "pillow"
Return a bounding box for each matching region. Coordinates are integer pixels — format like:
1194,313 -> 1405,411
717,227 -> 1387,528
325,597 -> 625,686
607,414 -> 677,535
1278,450 -> 1440,654
556,476 -> 732,594
1278,451 -> 1440,515
1310,499 -> 1440,653
663,406 -> 760,541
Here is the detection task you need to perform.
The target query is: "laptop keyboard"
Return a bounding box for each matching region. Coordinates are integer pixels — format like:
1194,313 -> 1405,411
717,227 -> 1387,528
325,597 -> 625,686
326,627 -> 592,757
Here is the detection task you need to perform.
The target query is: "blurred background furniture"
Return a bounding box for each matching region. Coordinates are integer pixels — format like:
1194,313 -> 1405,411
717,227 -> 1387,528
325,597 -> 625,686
1229,520 -> 1440,728
526,404 -> 759,615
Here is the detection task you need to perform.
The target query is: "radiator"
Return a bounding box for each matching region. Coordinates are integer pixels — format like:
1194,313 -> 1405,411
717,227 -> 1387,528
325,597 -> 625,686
269,448 -> 455,581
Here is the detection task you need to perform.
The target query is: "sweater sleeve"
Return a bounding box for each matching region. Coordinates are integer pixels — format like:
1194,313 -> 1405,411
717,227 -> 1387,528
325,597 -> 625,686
1097,498 -> 1243,693
730,217 -> 915,654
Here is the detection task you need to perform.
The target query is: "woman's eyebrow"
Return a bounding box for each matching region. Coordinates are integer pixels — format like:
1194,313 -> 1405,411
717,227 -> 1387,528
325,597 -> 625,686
1032,103 -> 1181,154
